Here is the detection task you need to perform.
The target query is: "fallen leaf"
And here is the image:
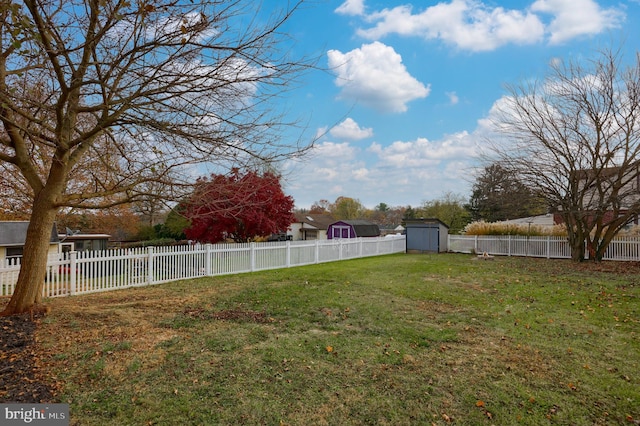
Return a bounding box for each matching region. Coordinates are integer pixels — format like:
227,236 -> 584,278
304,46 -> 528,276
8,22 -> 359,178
325,346 -> 333,353
476,400 -> 485,407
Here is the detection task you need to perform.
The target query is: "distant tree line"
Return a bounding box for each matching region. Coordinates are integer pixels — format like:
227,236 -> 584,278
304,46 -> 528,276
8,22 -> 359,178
2,163 -> 543,243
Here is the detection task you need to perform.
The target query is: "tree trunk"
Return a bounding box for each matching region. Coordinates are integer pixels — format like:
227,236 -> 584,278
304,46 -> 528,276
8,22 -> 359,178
570,242 -> 585,262
1,205 -> 58,316
567,228 -> 586,262
593,236 -> 612,262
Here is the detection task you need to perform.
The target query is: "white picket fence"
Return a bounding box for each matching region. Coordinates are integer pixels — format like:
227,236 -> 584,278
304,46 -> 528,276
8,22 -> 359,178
0,236 -> 406,299
448,235 -> 640,261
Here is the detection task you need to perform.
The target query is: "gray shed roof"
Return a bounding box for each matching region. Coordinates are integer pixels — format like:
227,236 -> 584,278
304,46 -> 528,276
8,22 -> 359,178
0,221 -> 59,247
404,218 -> 450,229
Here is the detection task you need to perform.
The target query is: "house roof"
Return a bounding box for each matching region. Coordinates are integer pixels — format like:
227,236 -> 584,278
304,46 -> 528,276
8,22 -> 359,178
572,166 -> 626,180
499,214 -> 557,226
331,220 -> 381,237
0,221 -> 59,247
293,213 -> 336,230
60,233 -> 111,241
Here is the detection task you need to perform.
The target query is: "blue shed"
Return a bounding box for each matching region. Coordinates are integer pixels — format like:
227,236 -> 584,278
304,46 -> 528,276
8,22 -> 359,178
404,218 -> 449,253
327,220 -> 380,239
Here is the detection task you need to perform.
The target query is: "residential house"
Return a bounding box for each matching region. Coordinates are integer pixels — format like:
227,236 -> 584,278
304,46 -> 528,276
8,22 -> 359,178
289,213 -> 336,240
561,165 -> 640,226
0,221 -> 59,265
59,232 -> 111,255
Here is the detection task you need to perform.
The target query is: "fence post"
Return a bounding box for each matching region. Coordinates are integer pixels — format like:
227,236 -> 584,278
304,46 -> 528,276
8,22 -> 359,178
250,242 -> 256,271
474,235 -> 478,254
286,241 -> 291,268
147,246 -> 154,285
315,240 -> 320,264
546,236 -> 551,259
508,235 -> 512,257
205,244 -> 212,275
69,251 -> 77,296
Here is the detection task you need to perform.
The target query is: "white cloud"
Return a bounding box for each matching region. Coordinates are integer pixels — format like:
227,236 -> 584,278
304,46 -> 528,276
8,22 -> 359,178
315,126 -> 329,140
335,0 -> 365,16
350,0 -> 624,51
283,130 -> 481,209
330,118 -> 374,140
352,167 -> 370,180
329,184 -> 344,195
357,1 -> 545,51
310,141 -> 358,163
446,91 -> 459,105
374,132 -> 479,169
118,12 -> 219,42
327,42 -> 430,113
530,0 -> 624,44
316,167 -> 341,181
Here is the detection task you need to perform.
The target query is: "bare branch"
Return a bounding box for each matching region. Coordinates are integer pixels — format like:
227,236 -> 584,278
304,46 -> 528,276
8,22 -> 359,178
488,46 -> 640,261
0,0 -> 317,315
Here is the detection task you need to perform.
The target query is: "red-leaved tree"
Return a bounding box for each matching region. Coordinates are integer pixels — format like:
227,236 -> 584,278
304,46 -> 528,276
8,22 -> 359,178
184,170 -> 295,243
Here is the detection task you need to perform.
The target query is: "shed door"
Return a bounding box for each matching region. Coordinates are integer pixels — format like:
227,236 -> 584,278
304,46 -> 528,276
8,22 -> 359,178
406,226 -> 439,252
332,225 -> 352,239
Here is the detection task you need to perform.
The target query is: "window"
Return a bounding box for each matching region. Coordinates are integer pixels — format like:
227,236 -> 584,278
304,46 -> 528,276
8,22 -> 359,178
6,247 -> 23,260
304,230 -> 318,240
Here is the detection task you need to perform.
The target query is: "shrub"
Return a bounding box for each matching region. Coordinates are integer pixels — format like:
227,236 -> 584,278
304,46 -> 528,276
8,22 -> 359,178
463,220 -> 567,236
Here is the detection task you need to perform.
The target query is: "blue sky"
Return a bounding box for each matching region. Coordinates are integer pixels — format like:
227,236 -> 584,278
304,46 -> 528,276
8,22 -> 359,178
274,0 -> 640,210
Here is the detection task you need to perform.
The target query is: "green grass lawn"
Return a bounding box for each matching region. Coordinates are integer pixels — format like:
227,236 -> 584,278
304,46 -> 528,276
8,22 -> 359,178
37,253 -> 639,425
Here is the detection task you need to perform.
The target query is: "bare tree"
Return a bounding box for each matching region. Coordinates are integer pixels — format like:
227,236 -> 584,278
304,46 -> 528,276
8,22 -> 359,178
488,46 -> 640,261
0,0 -> 314,315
